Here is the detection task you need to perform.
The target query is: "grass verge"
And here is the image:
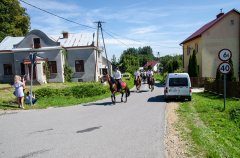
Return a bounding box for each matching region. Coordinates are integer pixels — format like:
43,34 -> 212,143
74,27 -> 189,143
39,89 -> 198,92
177,92 -> 240,157
0,78 -> 134,110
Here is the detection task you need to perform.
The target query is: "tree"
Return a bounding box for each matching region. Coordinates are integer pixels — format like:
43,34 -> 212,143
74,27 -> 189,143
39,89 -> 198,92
172,59 -> 179,72
167,61 -> 173,73
191,50 -> 198,77
227,58 -> 235,81
0,0 -> 30,41
188,50 -> 198,77
188,55 -> 192,75
111,54 -> 118,66
216,68 -> 221,80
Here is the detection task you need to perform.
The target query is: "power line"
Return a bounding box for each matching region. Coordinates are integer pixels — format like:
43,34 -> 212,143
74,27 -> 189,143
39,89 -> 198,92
19,0 -> 179,50
19,0 -> 95,30
103,30 -> 130,47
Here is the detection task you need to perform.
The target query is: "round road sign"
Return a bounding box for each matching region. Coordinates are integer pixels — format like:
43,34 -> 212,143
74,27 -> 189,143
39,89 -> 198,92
218,49 -> 232,61
218,62 -> 231,74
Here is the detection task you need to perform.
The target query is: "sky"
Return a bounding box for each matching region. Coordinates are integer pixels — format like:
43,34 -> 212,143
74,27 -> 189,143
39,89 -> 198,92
20,0 -> 240,60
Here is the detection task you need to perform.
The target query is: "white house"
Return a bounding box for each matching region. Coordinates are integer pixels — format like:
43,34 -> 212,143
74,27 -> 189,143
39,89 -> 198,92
0,29 -> 112,83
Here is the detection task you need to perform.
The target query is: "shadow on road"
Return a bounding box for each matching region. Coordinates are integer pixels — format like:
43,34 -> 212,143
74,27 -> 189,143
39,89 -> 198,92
131,89 -> 149,93
83,101 -> 113,106
147,95 -> 166,102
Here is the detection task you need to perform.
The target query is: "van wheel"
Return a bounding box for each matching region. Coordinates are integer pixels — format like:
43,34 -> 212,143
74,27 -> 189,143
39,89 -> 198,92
188,96 -> 192,101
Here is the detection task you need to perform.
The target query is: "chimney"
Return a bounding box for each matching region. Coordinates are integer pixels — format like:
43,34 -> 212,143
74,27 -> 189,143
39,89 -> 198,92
216,12 -> 224,18
62,32 -> 68,38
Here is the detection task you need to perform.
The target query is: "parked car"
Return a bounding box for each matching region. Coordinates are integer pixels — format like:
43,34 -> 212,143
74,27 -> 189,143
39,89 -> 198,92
164,73 -> 192,101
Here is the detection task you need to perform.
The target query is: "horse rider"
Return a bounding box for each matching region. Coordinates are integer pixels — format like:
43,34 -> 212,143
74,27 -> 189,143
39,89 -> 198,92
147,68 -> 154,84
134,69 -> 140,85
142,70 -> 147,82
113,67 -> 122,91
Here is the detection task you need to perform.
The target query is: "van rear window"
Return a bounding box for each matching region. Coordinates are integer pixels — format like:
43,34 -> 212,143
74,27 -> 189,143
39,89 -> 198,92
169,78 -> 188,87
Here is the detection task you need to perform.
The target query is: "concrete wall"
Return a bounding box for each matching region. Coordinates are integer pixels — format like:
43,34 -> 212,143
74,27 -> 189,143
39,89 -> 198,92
183,37 -> 202,76
201,12 -> 239,80
183,11 -> 239,81
67,48 -> 96,82
0,52 -> 14,83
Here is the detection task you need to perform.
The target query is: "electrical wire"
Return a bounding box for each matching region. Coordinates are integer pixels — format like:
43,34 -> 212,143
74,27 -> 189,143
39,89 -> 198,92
19,0 -> 95,30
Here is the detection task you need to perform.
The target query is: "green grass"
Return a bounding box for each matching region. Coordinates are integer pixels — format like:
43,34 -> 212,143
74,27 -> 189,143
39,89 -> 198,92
178,92 -> 240,157
0,78 -> 134,110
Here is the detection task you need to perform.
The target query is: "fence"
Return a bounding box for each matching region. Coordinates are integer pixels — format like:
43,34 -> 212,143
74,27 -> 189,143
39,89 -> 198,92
204,80 -> 240,98
190,77 -> 206,87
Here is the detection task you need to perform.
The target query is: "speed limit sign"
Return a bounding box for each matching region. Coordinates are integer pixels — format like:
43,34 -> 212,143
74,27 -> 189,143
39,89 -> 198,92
218,62 -> 231,74
218,49 -> 232,61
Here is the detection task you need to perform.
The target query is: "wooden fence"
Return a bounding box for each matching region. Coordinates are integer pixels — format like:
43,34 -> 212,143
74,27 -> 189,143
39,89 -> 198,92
204,80 -> 240,98
190,77 -> 206,87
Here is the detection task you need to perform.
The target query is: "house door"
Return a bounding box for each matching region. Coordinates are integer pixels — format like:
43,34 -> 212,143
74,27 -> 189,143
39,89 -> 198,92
28,65 -> 36,79
20,63 -> 25,75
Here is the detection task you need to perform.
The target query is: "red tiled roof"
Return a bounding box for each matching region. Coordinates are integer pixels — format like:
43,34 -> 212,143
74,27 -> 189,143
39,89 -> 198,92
144,60 -> 159,68
180,9 -> 240,45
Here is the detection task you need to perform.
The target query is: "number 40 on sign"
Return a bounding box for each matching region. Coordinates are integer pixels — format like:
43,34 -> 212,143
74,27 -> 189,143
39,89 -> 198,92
218,62 -> 231,74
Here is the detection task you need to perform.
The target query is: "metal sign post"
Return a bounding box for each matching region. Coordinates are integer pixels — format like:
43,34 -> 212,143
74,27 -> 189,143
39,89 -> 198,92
218,49 -> 232,111
29,53 -> 37,106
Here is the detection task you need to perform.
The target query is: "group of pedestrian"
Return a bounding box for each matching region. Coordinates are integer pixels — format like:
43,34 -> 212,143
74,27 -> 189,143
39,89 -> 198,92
13,75 -> 37,109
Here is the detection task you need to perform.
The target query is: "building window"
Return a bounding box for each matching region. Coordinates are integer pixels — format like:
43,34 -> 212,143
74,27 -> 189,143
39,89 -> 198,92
33,38 -> 41,48
48,61 -> 57,73
3,64 -> 13,75
195,43 -> 198,53
230,20 -> 234,25
75,60 -> 84,72
187,46 -> 191,55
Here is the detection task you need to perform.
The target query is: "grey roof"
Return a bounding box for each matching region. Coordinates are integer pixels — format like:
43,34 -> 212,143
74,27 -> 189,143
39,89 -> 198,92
50,32 -> 95,48
0,36 -> 24,50
0,31 -> 95,51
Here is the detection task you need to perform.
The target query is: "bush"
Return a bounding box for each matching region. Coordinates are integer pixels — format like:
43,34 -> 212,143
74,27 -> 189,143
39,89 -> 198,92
229,108 -> 240,128
35,83 -> 109,99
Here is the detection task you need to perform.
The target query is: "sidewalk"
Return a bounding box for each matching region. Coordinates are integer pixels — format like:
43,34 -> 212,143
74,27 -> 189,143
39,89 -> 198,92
192,88 -> 204,93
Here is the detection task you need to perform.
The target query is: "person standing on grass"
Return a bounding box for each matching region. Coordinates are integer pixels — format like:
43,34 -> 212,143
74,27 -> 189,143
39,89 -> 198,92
14,75 -> 25,109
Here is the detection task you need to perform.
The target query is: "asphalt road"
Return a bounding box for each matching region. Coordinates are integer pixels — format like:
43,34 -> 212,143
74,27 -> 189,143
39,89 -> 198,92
0,83 -> 167,158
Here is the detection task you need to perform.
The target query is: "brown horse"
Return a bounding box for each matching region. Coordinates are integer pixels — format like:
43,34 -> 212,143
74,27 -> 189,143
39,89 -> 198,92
135,76 -> 141,92
147,76 -> 155,92
103,74 -> 130,104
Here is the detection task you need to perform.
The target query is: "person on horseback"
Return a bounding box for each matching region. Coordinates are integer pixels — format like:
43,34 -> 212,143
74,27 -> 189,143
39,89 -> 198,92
147,68 -> 153,81
147,67 -> 154,90
134,69 -> 140,85
113,67 -> 122,91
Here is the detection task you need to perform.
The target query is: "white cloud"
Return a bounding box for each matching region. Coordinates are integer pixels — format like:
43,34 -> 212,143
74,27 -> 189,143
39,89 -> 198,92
130,26 -> 159,35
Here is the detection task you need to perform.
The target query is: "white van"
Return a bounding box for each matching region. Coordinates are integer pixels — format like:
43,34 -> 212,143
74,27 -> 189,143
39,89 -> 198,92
164,73 -> 192,101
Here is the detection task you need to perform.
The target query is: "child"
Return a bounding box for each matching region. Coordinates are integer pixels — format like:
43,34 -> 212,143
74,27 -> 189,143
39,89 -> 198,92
26,92 -> 37,105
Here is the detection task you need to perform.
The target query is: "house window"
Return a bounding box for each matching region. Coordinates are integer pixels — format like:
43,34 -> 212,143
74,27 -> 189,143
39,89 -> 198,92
230,20 -> 234,25
33,38 -> 41,48
3,64 -> 13,75
48,61 -> 57,73
187,46 -> 191,55
75,60 -> 84,72
195,43 -> 198,53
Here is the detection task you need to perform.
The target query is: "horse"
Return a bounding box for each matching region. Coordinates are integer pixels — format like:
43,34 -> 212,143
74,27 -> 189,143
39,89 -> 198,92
102,74 -> 130,104
135,76 -> 141,92
147,76 -> 155,92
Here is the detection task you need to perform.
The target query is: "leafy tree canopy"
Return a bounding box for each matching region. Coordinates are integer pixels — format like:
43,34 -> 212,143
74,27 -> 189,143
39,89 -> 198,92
0,0 -> 30,41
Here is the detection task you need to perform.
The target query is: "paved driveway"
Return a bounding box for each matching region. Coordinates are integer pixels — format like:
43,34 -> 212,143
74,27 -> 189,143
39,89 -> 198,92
0,83 -> 167,158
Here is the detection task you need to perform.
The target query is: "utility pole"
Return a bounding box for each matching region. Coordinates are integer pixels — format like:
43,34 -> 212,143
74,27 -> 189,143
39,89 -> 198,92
94,21 -> 111,76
